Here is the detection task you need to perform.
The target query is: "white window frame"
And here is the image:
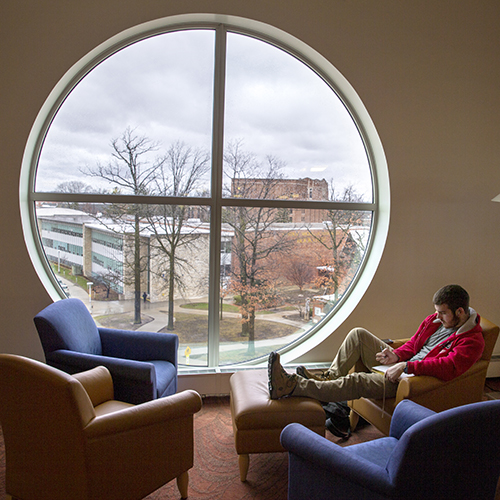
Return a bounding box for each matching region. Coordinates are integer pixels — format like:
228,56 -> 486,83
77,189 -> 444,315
20,13 -> 390,368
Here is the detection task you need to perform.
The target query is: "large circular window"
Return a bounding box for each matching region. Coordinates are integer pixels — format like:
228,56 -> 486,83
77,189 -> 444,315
21,14 -> 389,368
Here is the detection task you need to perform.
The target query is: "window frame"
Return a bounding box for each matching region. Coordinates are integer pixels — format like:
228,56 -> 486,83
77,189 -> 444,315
20,13 -> 390,368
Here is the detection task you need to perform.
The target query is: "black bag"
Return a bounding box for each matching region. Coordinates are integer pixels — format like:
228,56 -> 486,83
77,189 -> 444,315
322,401 -> 351,439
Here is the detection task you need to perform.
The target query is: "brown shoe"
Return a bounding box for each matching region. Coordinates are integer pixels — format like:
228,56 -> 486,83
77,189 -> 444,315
268,351 -> 297,399
296,365 -> 332,381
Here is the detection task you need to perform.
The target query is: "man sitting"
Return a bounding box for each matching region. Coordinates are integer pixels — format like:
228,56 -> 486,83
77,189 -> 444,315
268,284 -> 485,402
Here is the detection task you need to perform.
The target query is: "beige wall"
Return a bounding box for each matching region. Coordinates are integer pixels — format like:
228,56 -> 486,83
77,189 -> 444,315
2,1 -> 500,364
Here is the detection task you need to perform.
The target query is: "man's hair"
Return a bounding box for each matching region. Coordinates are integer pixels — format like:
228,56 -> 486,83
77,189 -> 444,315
433,284 -> 470,313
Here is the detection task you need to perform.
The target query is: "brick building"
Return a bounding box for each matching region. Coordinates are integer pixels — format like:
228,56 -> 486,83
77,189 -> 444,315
231,177 -> 329,223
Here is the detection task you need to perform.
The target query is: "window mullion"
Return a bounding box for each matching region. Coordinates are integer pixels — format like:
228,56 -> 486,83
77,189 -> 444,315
207,24 -> 227,368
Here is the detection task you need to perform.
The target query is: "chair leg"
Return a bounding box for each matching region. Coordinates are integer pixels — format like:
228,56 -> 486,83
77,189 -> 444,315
349,409 -> 360,431
177,471 -> 189,499
239,453 -> 250,481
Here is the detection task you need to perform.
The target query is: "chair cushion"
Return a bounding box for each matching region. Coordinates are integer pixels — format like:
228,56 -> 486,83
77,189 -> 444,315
230,370 -> 325,431
34,298 -> 102,355
230,370 -> 326,455
94,400 -> 135,417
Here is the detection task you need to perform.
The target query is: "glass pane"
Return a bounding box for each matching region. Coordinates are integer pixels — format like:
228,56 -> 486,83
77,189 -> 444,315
219,207 -> 372,364
31,23 -> 381,370
35,202 -> 210,367
224,33 -> 372,203
36,30 -> 214,196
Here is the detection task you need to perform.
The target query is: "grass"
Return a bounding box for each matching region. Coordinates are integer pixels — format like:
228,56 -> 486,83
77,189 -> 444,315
95,310 -> 299,343
164,311 -> 298,343
50,263 -> 311,353
96,309 -> 300,365
180,302 -> 240,313
181,302 -> 298,316
50,264 -> 89,289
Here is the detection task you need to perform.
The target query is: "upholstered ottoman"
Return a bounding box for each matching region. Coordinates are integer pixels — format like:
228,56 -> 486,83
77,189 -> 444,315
229,369 -> 326,481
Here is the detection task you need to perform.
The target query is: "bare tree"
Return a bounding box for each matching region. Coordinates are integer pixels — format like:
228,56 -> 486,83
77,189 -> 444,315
147,141 -> 210,330
223,140 -> 292,354
92,268 -> 123,299
283,257 -> 315,291
56,181 -> 92,194
308,183 -> 366,302
56,181 -> 94,211
82,127 -> 159,324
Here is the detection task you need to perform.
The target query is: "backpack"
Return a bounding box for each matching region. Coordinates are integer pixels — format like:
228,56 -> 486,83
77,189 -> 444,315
323,401 -> 370,439
322,401 -> 352,439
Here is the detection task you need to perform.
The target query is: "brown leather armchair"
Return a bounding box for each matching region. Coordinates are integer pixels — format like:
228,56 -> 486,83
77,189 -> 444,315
348,316 -> 499,436
0,354 -> 202,500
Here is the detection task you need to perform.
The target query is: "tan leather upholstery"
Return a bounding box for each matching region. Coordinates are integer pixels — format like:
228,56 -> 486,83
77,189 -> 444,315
0,354 -> 202,500
348,316 -> 499,435
72,365 -> 115,406
230,369 -> 325,481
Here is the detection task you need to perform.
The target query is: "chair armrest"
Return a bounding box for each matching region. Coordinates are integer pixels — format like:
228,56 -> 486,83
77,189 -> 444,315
72,366 -> 114,406
280,423 -> 393,496
396,375 -> 447,401
84,390 -> 202,438
83,389 -> 202,497
99,328 -> 178,365
389,400 -> 435,439
47,350 -> 155,383
395,360 -> 485,408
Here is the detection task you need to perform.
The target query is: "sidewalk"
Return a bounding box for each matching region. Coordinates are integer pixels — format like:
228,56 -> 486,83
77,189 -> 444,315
60,276 -> 309,348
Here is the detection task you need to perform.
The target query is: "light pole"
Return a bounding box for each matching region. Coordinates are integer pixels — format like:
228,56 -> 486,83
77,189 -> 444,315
87,282 -> 94,309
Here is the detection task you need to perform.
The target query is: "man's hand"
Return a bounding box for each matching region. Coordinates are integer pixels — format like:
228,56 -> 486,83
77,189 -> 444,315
375,348 -> 399,365
385,362 -> 407,383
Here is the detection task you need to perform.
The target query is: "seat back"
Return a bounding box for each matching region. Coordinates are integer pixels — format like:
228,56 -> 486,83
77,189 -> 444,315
0,354 -> 96,499
34,298 -> 102,355
479,316 -> 499,362
387,400 -> 500,500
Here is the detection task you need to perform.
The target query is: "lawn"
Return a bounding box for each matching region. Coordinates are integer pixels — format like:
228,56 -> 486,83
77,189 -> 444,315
163,312 -> 297,343
51,263 -> 90,289
180,302 -> 240,313
95,310 -> 298,343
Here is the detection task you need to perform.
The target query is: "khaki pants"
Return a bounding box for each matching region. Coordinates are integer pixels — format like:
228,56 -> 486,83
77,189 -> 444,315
293,327 -> 399,402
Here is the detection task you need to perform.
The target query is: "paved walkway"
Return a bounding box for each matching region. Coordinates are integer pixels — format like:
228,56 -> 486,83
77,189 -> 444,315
58,279 -> 322,365
59,275 -> 309,337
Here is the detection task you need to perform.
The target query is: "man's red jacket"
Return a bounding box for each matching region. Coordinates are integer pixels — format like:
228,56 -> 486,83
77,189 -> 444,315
393,311 -> 484,381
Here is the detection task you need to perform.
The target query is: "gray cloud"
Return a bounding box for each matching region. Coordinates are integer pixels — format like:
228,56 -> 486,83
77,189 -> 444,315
36,28 -> 372,199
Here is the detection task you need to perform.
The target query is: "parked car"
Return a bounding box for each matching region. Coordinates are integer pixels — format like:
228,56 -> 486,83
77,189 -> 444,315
57,279 -> 70,296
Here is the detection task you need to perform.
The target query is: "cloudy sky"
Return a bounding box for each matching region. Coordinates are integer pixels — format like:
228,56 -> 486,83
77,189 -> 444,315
36,28 -> 372,200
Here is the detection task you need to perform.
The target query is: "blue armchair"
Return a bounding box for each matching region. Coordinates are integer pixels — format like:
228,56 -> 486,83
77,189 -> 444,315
34,298 -> 178,405
281,399 -> 500,500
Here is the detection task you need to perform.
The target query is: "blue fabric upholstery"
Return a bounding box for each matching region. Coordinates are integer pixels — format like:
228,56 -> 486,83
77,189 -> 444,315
34,298 -> 178,404
281,399 -> 500,500
34,297 -> 102,354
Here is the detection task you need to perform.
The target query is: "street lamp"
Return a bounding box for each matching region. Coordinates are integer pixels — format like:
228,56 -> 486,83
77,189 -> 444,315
87,282 -> 94,307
